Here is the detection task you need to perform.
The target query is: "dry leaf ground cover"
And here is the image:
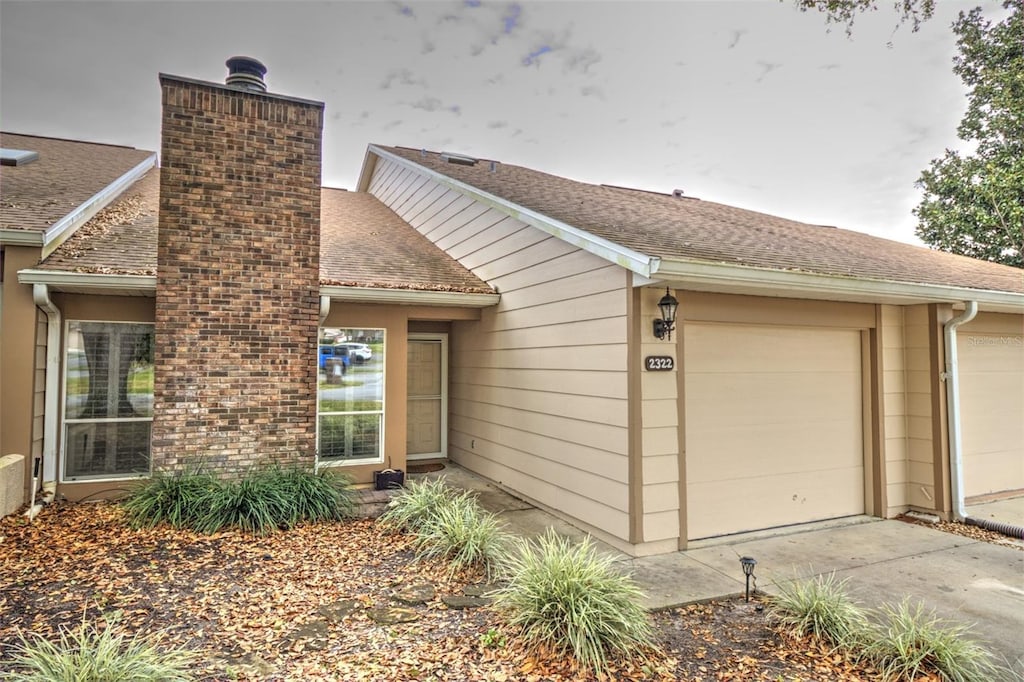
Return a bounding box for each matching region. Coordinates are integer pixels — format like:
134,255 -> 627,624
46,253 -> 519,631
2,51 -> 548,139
2,502 -> 891,680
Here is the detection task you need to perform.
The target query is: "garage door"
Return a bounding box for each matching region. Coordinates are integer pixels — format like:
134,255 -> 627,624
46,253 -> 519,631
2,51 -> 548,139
958,333 -> 1024,497
685,324 -> 865,540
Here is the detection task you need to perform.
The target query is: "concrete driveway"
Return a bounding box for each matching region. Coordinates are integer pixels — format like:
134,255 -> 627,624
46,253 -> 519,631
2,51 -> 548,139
427,464 -> 1024,677
669,519 -> 1024,676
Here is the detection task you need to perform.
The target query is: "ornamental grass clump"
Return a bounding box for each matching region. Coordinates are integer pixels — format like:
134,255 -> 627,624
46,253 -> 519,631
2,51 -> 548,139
3,621 -> 194,682
768,572 -> 870,649
864,599 -> 1002,682
121,467 -> 220,531
412,491 -> 508,578
377,476 -> 460,533
492,529 -> 653,674
122,463 -> 355,535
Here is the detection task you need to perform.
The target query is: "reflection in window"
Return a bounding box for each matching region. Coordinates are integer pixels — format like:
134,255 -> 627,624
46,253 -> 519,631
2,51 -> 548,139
318,327 -> 384,463
63,321 -> 154,480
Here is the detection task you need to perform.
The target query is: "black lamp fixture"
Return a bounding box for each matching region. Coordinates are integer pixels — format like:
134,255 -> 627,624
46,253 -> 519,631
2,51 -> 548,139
653,288 -> 679,340
739,556 -> 757,602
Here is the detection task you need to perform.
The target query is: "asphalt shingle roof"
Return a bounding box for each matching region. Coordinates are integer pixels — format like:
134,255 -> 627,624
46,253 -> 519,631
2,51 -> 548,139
380,146 -> 1024,295
36,164 -> 492,294
0,132 -> 154,235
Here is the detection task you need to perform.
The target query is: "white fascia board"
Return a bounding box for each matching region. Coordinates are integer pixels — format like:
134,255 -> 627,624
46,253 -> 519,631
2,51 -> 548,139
18,268 -> 156,292
42,154 -> 157,257
0,229 -> 43,247
320,285 -> 499,308
367,145 -> 659,277
653,257 -> 1024,312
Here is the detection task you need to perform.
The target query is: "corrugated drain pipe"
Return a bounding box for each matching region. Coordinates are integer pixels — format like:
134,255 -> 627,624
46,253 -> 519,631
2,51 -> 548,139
31,283 -> 61,510
943,301 -> 1024,540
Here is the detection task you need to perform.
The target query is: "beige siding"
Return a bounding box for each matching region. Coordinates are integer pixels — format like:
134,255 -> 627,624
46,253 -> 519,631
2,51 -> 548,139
639,288 -> 680,544
370,158 -> 632,543
880,305 -> 909,516
959,312 -> 1024,497
903,305 -> 938,510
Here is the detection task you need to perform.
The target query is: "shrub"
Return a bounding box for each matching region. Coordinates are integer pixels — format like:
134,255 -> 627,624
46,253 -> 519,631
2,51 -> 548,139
378,477 -> 459,533
492,529 -> 653,673
121,467 -> 219,530
864,599 -> 1002,682
3,621 -> 194,681
122,463 -> 355,535
248,464 -> 354,528
768,572 -> 870,649
413,491 -> 508,578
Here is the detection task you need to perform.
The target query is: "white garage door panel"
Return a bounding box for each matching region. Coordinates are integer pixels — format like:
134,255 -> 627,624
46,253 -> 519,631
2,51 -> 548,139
685,324 -> 865,540
958,334 -> 1024,497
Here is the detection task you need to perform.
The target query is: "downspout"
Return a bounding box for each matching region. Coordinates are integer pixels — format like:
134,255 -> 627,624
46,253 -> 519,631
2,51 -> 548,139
319,295 -> 331,326
32,283 -> 61,505
942,302 -> 1024,539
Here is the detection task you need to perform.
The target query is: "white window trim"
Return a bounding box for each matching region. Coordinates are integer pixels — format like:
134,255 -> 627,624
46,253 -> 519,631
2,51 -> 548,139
60,319 -> 154,483
316,327 -> 386,467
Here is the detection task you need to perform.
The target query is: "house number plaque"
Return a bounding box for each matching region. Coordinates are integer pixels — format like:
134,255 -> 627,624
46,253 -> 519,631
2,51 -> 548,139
644,356 -> 674,371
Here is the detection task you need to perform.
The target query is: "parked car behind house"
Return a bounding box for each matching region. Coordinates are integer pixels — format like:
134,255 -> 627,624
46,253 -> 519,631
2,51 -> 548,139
338,342 -> 372,363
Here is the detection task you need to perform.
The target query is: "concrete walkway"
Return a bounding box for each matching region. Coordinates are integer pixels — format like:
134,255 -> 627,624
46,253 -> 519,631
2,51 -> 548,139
421,463 -> 1024,677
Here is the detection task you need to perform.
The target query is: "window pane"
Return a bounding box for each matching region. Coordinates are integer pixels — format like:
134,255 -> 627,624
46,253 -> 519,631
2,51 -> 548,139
64,421 -> 151,479
319,414 -> 381,461
318,328 -> 384,413
66,322 -> 154,419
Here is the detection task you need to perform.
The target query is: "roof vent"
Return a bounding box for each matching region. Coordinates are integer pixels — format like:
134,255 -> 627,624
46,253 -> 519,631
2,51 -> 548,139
440,152 -> 477,166
672,189 -> 685,198
225,56 -> 268,92
0,148 -> 40,166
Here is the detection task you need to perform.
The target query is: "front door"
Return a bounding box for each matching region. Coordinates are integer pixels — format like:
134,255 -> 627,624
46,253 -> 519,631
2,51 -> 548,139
406,335 -> 447,460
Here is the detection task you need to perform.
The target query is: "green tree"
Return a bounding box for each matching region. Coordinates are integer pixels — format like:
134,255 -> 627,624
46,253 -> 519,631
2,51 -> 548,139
914,2 -> 1023,268
793,0 -> 936,33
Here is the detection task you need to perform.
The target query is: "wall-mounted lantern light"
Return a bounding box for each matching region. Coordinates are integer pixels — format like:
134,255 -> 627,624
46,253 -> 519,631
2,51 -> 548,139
653,288 -> 679,340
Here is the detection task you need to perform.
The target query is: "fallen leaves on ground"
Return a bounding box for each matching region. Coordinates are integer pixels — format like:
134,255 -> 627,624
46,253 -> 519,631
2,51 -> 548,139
3,502 -> 883,680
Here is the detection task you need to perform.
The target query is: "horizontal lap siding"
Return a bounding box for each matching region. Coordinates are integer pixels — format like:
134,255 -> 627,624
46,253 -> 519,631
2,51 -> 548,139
371,158 -> 631,541
880,305 -> 909,516
903,305 -> 938,511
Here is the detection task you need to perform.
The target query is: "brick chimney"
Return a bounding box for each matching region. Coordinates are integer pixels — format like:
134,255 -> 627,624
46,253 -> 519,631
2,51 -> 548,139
152,58 -> 324,474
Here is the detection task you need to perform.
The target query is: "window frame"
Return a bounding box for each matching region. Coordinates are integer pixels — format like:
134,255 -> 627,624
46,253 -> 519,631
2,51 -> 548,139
316,327 -> 386,467
60,319 -> 154,483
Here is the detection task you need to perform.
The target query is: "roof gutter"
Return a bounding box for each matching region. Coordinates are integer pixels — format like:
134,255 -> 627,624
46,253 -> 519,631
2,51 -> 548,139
366,145 -> 660,277
41,154 -> 157,258
0,230 -> 44,247
320,285 -> 499,307
18,269 -> 157,292
653,257 -> 1024,311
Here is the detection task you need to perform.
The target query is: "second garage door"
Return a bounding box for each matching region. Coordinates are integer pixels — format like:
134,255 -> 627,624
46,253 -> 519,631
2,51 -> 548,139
684,324 -> 865,540
958,330 -> 1024,497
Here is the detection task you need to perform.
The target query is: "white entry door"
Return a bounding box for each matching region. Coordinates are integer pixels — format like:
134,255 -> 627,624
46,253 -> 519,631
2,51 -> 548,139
407,335 -> 448,460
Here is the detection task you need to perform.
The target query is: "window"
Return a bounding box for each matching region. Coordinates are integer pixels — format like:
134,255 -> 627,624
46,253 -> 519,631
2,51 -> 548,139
318,327 -> 384,463
63,321 -> 154,480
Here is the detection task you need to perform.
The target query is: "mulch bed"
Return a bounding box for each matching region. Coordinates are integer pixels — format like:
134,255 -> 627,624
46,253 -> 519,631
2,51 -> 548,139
1,502 -> 884,680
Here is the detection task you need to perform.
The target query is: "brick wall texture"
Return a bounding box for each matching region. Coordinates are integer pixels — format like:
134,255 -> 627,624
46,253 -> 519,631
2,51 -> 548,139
152,75 -> 324,474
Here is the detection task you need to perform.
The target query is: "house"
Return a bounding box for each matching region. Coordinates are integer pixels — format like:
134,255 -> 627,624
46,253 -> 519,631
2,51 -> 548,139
1,58 -> 1021,556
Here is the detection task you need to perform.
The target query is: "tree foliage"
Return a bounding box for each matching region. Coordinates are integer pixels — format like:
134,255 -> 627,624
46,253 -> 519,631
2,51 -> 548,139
793,0 -> 936,33
914,2 -> 1023,268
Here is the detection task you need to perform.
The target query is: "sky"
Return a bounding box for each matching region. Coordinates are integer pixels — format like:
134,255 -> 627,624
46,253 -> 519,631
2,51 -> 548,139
0,0 -> 1005,245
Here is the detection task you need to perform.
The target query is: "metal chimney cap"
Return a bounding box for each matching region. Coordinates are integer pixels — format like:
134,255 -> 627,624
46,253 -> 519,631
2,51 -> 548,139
225,56 -> 268,92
